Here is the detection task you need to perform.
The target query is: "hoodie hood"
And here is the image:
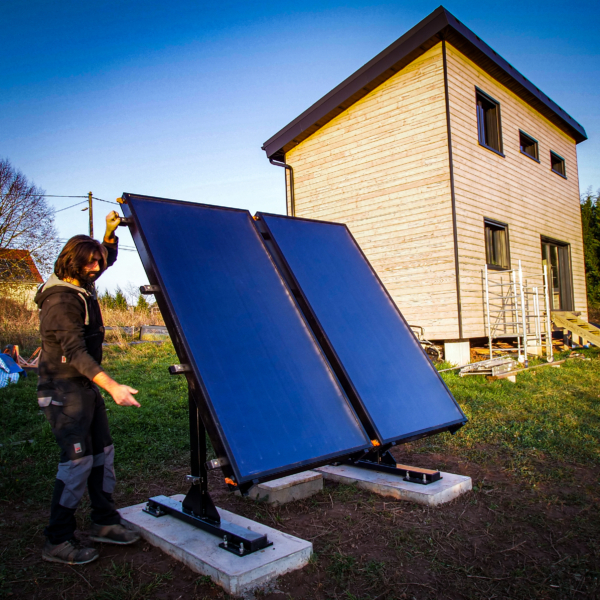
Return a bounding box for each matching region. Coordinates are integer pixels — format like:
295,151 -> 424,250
34,274 -> 94,324
37,273 -> 89,296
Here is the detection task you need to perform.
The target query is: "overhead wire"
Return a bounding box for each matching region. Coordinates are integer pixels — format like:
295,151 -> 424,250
54,201 -> 88,213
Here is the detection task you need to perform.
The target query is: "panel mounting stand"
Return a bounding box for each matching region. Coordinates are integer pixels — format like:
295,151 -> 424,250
143,385 -> 272,556
349,448 -> 441,485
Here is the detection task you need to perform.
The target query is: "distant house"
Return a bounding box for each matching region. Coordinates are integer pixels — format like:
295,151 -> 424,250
262,7 -> 588,354
0,249 -> 43,308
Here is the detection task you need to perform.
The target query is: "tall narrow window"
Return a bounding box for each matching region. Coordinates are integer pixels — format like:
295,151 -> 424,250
484,219 -> 510,269
550,151 -> 566,178
476,89 -> 503,154
519,130 -> 539,161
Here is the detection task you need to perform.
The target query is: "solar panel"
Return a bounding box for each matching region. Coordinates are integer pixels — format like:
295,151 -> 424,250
256,213 -> 467,444
122,195 -> 371,485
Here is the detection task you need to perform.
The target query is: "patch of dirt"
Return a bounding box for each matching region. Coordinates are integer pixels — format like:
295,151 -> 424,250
1,451 -> 599,600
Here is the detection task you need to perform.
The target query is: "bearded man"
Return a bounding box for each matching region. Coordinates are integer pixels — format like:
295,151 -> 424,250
35,211 -> 141,565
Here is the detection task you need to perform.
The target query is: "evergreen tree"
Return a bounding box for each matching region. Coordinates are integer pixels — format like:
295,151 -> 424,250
114,287 -> 128,310
100,289 -> 116,309
580,189 -> 600,308
136,294 -> 150,312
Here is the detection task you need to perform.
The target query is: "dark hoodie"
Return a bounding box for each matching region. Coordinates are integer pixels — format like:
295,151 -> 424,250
34,241 -> 118,382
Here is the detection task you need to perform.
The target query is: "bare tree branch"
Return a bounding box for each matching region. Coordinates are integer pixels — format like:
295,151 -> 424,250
0,158 -> 61,277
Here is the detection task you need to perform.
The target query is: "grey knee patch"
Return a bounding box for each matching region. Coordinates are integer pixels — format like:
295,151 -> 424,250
56,455 -> 93,509
93,452 -> 105,468
102,444 -> 116,494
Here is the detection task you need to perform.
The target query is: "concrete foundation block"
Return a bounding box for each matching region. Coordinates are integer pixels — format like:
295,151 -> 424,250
316,465 -> 471,506
244,471 -> 323,505
120,494 -> 312,597
444,341 -> 470,366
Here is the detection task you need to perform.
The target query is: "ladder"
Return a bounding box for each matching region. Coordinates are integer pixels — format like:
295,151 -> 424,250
483,261 -> 553,361
551,312 -> 600,347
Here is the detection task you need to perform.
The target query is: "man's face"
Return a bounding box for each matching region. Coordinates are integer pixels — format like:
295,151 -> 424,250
81,251 -> 103,283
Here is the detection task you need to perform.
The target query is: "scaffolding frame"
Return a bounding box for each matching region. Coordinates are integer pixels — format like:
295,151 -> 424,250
483,261 -> 553,362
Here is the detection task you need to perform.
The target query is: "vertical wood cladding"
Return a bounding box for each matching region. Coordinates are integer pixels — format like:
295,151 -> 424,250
445,43 -> 587,337
286,44 -> 460,340
283,40 -> 586,341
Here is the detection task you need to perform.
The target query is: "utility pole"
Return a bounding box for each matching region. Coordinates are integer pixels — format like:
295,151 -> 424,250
88,191 -> 94,238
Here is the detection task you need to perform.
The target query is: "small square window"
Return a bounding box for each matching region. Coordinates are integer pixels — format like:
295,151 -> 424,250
484,219 -> 510,269
519,130 -> 539,161
550,151 -> 566,178
476,89 -> 503,154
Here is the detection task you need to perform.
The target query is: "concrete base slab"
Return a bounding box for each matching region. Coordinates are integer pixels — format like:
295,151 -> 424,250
316,465 -> 472,506
243,471 -> 323,505
120,494 -> 312,596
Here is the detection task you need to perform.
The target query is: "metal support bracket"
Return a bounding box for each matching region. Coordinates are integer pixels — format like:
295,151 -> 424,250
143,495 -> 272,556
142,385 -> 271,556
140,285 -> 161,294
169,364 -> 191,375
351,450 -> 441,485
206,457 -> 230,471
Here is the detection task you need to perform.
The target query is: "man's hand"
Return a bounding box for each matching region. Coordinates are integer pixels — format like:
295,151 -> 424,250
93,371 -> 140,407
104,211 -> 121,243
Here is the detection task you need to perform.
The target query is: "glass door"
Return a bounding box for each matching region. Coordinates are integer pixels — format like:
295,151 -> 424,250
541,239 -> 573,311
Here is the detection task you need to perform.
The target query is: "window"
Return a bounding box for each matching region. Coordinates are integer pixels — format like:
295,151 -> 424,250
550,151 -> 566,178
476,89 -> 503,154
519,130 -> 539,161
484,219 -> 510,269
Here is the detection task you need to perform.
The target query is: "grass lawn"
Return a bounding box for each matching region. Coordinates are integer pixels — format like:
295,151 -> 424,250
1,342 -> 599,599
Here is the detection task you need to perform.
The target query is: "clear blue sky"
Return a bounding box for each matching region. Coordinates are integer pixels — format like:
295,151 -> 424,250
3,0 -> 599,293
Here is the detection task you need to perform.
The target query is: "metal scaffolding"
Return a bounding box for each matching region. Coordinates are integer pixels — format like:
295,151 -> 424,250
483,261 -> 553,362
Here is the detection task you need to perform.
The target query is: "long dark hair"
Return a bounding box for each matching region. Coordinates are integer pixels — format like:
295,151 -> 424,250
54,235 -> 108,283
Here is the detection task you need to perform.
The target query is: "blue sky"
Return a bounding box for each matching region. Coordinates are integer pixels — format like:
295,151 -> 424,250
3,0 -> 599,293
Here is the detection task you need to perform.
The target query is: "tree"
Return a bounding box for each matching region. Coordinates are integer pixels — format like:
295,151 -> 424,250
114,287 -> 128,310
0,158 -> 60,277
580,188 -> 600,308
136,294 -> 150,312
100,289 -> 116,309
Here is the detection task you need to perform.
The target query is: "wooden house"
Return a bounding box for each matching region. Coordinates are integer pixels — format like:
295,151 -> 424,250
0,249 -> 43,309
262,7 -> 588,355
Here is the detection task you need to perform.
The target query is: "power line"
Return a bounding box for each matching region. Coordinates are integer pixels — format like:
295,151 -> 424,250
92,197 -> 119,206
54,201 -> 88,213
41,194 -> 120,206
41,195 -> 87,198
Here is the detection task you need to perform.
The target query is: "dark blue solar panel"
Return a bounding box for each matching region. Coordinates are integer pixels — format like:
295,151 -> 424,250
125,196 -> 371,483
258,213 -> 466,444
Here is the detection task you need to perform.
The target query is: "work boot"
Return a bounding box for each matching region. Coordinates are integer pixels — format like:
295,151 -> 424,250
42,539 -> 99,565
89,522 -> 140,545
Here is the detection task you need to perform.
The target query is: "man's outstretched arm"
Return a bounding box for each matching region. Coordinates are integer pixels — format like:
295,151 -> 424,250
93,371 -> 140,407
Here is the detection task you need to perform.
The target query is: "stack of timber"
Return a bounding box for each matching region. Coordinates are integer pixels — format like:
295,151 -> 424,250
551,312 -> 600,347
459,357 -> 516,377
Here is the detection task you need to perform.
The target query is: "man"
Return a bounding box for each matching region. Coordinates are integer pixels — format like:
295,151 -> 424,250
35,211 -> 141,565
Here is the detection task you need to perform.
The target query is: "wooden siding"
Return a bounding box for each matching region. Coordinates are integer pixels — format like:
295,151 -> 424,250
445,43 -> 587,338
286,44 -> 460,339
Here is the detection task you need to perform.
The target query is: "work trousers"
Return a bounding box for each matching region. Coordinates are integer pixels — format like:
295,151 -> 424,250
38,378 -> 120,544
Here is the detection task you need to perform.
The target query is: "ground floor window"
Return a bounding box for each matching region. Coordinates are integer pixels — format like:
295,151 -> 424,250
484,219 -> 510,269
541,237 -> 573,311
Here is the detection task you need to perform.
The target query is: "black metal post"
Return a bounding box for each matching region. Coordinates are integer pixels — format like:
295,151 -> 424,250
143,380 -> 271,556
182,386 -> 220,523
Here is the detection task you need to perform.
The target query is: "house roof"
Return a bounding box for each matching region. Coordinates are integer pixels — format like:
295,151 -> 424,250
0,249 -> 43,284
262,6 -> 587,160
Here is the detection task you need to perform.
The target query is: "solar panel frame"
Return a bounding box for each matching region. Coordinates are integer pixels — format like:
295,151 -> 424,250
121,194 -> 373,487
256,212 -> 467,446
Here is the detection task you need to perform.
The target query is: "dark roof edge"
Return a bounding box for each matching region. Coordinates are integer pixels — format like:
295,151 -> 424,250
262,6 -> 587,159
